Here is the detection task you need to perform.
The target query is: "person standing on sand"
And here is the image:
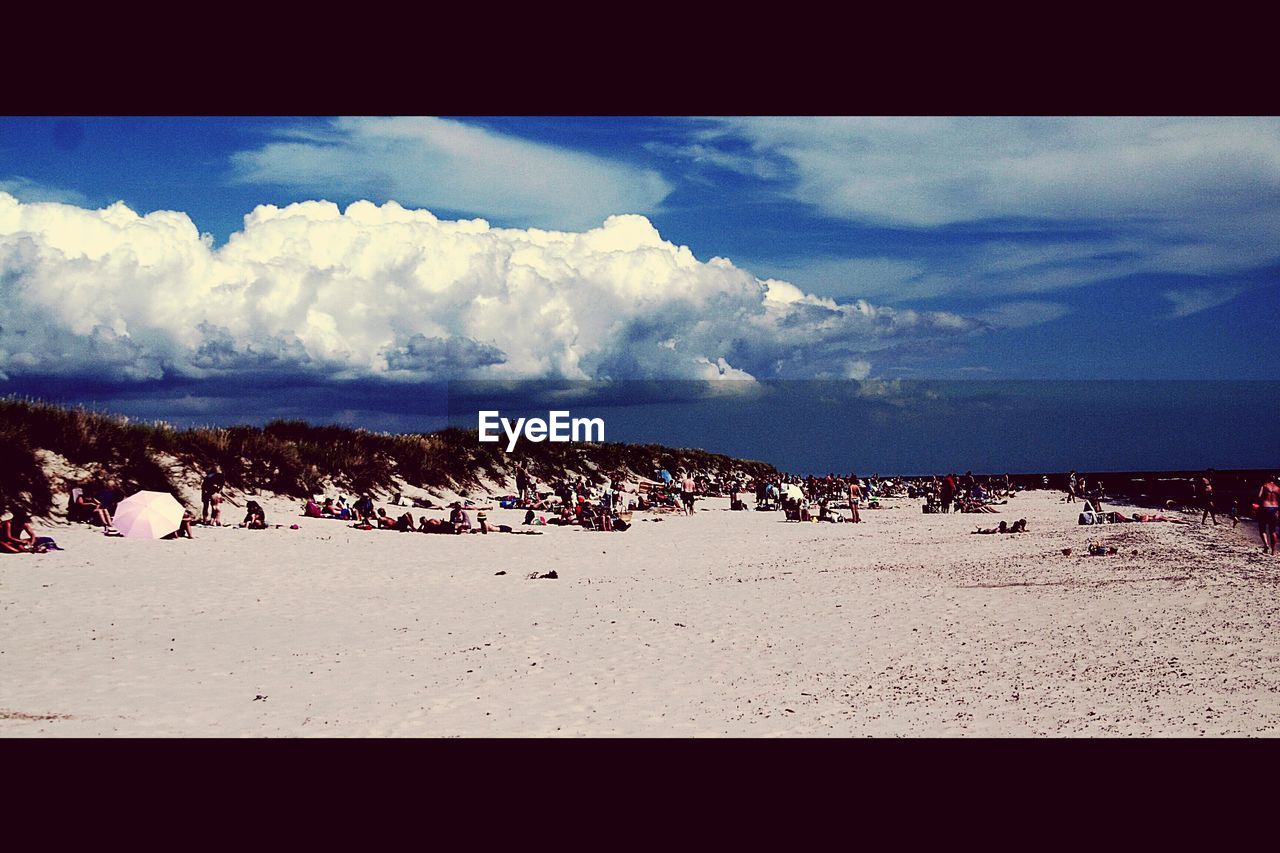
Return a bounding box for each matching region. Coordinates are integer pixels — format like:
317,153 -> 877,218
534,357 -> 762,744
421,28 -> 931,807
201,466 -> 225,524
1067,470 -> 1078,503
1198,469 -> 1218,525
680,471 -> 697,516
1258,474 -> 1279,555
848,476 -> 862,523
940,474 -> 956,513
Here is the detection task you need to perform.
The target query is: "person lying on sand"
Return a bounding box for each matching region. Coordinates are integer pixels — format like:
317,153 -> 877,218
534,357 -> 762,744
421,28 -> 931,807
418,516 -> 452,534
374,508 -> 415,531
1109,512 -> 1190,525
972,518 -> 1028,534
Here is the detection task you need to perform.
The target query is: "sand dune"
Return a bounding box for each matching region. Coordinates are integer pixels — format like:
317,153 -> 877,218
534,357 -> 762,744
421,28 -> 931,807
2,490 -> 1277,737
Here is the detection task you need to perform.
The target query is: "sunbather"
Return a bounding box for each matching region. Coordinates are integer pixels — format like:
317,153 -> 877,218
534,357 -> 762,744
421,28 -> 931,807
448,504 -> 472,534
418,516 -> 452,534
972,518 -> 1027,534
973,521 -> 1009,534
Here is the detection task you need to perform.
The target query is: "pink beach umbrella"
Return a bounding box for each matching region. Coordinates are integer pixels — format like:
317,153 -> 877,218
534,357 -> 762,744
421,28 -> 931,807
113,491 -> 185,539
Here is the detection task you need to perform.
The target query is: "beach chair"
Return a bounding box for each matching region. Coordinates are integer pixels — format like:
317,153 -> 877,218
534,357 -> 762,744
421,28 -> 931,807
67,487 -> 94,523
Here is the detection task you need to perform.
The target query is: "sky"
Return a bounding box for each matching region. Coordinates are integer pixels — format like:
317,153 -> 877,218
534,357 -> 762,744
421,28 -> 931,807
1,116 -> 1277,471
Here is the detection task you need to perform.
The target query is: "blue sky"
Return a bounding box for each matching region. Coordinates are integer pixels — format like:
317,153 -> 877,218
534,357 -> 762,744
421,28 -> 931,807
1,116 -> 1277,468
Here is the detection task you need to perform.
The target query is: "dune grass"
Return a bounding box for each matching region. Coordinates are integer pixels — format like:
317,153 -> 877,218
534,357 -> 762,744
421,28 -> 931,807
0,397 -> 776,517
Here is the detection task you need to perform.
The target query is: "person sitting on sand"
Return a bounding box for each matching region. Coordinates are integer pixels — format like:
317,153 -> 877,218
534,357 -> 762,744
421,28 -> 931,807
818,497 -> 844,522
241,501 -> 267,529
448,504 -> 472,534
209,493 -> 224,526
164,510 -> 196,540
1,510 -> 36,552
2,510 -> 63,553
304,498 -> 324,518
1086,480 -> 1105,514
477,511 -> 497,534
358,495 -> 378,523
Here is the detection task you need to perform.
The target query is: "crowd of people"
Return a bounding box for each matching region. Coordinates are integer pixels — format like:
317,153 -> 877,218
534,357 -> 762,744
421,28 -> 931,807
6,459 -> 1280,558
721,471 -> 1021,522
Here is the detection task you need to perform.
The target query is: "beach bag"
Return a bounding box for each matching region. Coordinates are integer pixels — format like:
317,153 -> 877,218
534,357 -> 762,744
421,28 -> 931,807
1078,510 -> 1101,525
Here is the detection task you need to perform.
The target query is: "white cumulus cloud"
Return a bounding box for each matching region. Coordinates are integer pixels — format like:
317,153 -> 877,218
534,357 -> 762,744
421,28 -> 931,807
0,193 -> 991,387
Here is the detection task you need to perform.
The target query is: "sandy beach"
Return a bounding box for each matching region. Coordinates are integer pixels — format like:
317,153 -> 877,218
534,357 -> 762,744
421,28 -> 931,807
2,489 -> 1277,737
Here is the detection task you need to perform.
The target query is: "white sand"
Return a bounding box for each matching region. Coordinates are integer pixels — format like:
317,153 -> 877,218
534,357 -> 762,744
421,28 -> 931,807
2,490 -> 1278,737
